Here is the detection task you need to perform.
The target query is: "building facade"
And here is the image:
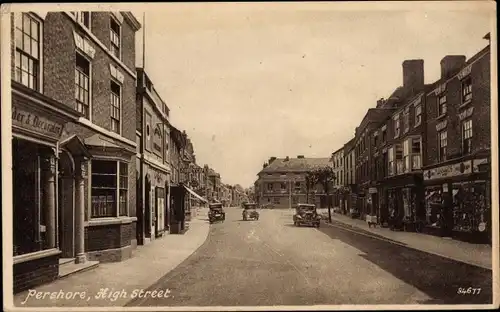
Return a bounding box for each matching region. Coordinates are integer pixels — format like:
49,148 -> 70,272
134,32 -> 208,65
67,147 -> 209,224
331,146 -> 344,210
135,68 -> 170,245
256,156 -> 332,208
422,44 -> 491,242
11,11 -> 141,293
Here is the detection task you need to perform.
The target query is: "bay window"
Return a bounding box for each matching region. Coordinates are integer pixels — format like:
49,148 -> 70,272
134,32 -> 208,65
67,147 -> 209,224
395,144 -> 403,175
91,160 -> 129,218
388,147 -> 394,176
438,130 -> 447,162
403,139 -> 410,173
462,119 -> 473,155
14,13 -> 40,91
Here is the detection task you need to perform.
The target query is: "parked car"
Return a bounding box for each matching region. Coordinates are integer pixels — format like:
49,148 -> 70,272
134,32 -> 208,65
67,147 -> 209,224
293,203 -> 321,228
242,202 -> 259,221
208,203 -> 225,224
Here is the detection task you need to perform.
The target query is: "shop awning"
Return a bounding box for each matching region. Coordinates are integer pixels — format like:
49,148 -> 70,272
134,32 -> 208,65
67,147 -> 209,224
183,185 -> 208,203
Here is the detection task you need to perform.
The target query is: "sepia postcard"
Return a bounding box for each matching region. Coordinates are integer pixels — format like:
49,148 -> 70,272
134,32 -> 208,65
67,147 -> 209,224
1,1 -> 499,311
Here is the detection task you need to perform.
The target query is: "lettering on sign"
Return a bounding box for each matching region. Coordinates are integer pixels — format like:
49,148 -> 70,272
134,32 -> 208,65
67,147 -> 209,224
473,158 -> 488,172
457,64 -> 472,80
436,120 -> 447,132
12,106 -> 64,138
109,64 -> 125,84
458,107 -> 474,121
435,83 -> 447,95
369,187 -> 377,194
423,160 -> 472,181
73,32 -> 95,59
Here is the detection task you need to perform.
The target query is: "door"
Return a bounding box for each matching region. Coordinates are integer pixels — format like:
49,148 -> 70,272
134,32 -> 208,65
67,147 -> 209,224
145,176 -> 151,238
136,173 -> 143,245
58,152 -> 75,259
155,187 -> 165,237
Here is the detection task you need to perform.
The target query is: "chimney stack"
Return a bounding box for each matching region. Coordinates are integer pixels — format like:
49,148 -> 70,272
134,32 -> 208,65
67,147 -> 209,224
297,155 -> 305,159
402,59 -> 424,95
376,98 -> 385,108
268,157 -> 277,164
440,55 -> 466,80
285,156 -> 290,161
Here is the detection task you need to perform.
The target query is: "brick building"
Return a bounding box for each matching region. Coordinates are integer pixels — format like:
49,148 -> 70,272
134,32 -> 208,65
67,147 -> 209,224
135,68 -> 171,244
330,146 -> 344,209
341,138 -> 356,215
422,42 -> 491,242
255,156 -> 332,208
10,11 -> 141,293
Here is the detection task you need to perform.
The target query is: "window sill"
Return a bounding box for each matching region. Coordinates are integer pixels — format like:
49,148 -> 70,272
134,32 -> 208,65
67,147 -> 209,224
436,114 -> 447,120
88,216 -> 138,226
13,248 -> 61,265
459,99 -> 472,109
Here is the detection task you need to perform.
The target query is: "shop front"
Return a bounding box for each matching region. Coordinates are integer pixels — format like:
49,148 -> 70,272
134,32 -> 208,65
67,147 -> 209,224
170,182 -> 188,234
382,173 -> 424,232
423,158 -> 491,243
11,83 -> 82,293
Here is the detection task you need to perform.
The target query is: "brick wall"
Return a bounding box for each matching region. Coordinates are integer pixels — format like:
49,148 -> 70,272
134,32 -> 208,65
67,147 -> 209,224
43,13 -> 77,110
13,253 -> 60,293
121,19 -> 136,72
85,222 -> 133,252
425,49 -> 490,167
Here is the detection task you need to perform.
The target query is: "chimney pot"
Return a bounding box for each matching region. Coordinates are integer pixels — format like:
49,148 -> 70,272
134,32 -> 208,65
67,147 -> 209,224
440,55 -> 466,80
297,155 -> 305,159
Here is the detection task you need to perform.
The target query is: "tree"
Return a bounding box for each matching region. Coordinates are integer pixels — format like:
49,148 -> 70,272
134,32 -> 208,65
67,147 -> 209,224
309,166 -> 336,223
305,171 -> 318,204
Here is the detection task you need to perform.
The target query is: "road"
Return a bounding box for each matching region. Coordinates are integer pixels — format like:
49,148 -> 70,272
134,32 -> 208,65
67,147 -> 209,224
127,208 -> 492,306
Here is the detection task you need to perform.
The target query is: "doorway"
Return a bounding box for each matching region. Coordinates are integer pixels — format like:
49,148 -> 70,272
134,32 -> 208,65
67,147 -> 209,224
145,176 -> 151,239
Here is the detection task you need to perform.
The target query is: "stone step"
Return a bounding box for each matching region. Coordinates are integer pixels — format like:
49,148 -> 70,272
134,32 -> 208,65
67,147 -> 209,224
58,260 -> 99,279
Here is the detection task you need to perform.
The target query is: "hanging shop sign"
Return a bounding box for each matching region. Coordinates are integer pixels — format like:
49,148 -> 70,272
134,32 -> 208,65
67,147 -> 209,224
12,105 -> 64,139
424,160 -> 473,181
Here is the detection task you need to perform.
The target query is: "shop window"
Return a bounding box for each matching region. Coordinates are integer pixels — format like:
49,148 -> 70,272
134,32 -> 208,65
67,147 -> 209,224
14,13 -> 41,91
12,139 -> 53,256
425,188 -> 443,227
91,160 -> 128,218
461,77 -> 472,104
294,181 -> 301,192
75,52 -> 90,118
110,16 -> 121,59
438,130 -> 447,162
414,104 -> 422,126
462,119 -> 473,155
110,80 -> 121,134
452,182 -> 487,233
437,95 -> 447,117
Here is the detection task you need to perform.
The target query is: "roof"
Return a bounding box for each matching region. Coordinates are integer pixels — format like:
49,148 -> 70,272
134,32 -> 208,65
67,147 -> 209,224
259,157 -> 331,174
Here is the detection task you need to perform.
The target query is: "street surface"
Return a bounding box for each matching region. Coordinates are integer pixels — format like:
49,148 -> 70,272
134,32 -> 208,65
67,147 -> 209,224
127,208 -> 492,306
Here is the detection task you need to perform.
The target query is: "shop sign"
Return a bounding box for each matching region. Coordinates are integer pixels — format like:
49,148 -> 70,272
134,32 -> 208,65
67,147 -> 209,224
457,64 -> 472,80
368,187 -> 377,194
458,107 -> 474,121
436,120 -> 447,132
423,160 -> 472,181
12,105 -> 64,138
473,158 -> 489,172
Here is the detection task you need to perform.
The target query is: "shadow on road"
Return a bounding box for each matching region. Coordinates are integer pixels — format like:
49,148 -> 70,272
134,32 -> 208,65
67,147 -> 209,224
319,223 -> 492,304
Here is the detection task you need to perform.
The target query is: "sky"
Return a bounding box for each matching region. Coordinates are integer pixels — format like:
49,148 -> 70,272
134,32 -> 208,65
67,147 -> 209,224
130,2 -> 494,188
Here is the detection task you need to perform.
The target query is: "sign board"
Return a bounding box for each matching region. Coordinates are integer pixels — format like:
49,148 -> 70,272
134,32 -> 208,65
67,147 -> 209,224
368,187 -> 377,194
152,124 -> 163,157
423,160 -> 473,181
12,105 -> 64,139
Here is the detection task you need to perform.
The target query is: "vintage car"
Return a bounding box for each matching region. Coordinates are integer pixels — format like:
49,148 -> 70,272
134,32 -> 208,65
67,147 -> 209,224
242,202 -> 259,221
293,203 -> 321,228
208,203 -> 225,224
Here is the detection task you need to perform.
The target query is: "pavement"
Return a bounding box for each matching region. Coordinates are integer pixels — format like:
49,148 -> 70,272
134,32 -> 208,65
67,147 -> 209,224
317,208 -> 492,270
12,208 -> 210,308
126,208 -> 493,306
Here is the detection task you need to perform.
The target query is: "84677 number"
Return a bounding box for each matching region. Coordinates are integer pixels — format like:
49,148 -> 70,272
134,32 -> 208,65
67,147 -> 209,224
457,287 -> 481,295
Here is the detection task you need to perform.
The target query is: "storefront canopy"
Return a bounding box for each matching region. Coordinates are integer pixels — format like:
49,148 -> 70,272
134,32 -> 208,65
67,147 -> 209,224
183,185 -> 208,203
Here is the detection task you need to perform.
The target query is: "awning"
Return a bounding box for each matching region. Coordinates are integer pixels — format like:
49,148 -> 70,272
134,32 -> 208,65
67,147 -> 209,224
183,185 -> 208,203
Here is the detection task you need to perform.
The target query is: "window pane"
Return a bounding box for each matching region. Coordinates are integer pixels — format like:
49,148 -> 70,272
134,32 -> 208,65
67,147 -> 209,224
23,15 -> 30,34
92,160 -> 117,174
21,70 -> 29,85
15,28 -> 23,48
23,34 -> 31,54
31,20 -> 38,40
31,39 -> 38,59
